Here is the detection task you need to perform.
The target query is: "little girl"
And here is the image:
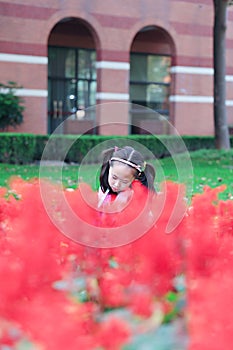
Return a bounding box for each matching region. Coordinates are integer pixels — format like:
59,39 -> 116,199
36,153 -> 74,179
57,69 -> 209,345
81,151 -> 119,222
98,146 -> 156,209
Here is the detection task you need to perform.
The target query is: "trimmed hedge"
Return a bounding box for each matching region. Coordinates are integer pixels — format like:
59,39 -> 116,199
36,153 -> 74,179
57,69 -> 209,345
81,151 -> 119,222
0,132 -> 232,164
0,133 -> 36,164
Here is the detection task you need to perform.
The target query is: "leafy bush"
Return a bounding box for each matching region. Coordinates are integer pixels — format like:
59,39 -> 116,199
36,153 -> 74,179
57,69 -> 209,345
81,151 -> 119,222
0,133 -> 232,164
0,133 -> 36,164
0,81 -> 24,130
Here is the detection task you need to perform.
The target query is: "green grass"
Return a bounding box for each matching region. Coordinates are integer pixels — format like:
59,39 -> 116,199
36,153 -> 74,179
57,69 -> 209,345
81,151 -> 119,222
0,149 -> 232,200
158,149 -> 233,200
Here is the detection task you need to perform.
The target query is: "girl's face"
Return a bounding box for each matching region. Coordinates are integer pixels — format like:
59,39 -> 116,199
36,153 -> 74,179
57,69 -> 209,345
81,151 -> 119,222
108,162 -> 136,193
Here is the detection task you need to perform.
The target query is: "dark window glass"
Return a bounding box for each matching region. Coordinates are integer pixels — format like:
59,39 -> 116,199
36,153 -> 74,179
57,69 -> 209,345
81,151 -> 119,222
48,46 -> 96,111
130,53 -> 171,115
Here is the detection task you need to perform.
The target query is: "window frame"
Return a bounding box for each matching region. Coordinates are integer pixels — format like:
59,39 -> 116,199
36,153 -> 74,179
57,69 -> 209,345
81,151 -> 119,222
48,45 -> 96,111
129,52 -> 171,116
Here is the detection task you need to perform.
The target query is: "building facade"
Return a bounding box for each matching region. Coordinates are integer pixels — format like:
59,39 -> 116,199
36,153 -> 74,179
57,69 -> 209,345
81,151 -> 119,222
0,0 -> 233,136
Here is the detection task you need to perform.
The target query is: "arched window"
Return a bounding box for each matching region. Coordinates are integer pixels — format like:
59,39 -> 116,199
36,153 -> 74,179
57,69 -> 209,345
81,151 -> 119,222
130,26 -> 174,134
48,18 -> 97,134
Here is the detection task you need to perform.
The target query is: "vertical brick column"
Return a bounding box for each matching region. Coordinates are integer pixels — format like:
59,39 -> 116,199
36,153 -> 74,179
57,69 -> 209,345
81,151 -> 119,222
96,59 -> 130,135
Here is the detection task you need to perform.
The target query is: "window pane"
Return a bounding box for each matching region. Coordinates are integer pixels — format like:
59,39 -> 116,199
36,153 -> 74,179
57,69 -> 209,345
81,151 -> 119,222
130,84 -> 147,104
48,46 -> 97,128
48,47 -> 58,77
130,53 -> 171,115
130,54 -> 147,82
66,80 -> 77,113
147,84 -> 166,103
65,49 -> 76,78
90,81 -> 97,105
90,51 -> 97,79
130,54 -> 171,83
148,56 -> 171,83
130,83 -> 169,111
78,50 -> 96,79
147,84 -> 169,110
77,80 -> 96,108
49,47 -> 76,78
77,80 -> 86,108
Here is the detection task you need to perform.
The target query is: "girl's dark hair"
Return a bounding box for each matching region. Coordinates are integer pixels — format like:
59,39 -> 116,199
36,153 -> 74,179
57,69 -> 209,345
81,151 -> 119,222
99,146 -> 156,193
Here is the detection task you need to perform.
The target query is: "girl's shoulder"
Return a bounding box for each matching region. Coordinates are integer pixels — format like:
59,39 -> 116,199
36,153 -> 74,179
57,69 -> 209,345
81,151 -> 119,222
131,180 -> 156,203
131,180 -> 149,193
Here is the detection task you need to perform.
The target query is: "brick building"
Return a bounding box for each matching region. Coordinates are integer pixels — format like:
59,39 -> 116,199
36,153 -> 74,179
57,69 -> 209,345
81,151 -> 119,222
0,0 -> 233,136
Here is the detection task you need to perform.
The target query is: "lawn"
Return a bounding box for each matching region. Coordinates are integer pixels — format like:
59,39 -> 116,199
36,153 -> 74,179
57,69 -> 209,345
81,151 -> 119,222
0,148 -> 232,200
159,149 -> 233,200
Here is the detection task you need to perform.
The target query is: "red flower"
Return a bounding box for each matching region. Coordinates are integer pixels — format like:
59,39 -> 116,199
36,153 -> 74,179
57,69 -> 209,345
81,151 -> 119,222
129,290 -> 154,318
96,316 -> 131,350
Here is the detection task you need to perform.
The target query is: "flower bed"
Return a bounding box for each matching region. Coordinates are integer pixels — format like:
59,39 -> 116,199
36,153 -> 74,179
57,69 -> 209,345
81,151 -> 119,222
0,178 -> 232,349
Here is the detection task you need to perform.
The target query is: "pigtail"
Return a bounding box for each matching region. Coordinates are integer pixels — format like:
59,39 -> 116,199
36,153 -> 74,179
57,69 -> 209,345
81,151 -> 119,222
101,147 -> 115,164
136,162 -> 156,192
99,147 -> 115,193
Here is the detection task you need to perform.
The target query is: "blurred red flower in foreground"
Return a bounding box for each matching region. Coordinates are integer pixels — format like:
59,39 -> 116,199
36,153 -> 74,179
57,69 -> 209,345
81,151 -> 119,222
1,178 -> 232,349
183,185 -> 233,350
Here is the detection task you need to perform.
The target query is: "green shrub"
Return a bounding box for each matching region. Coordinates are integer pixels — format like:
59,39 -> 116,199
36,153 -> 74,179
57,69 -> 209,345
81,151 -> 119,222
0,133 -> 36,164
0,133 -> 232,164
0,82 -> 24,131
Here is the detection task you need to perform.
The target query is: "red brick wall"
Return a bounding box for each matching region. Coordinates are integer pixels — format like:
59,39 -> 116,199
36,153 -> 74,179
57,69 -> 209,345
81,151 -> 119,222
0,0 -> 233,135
